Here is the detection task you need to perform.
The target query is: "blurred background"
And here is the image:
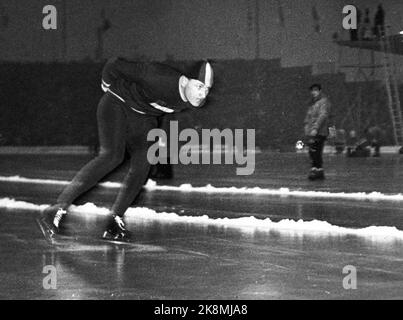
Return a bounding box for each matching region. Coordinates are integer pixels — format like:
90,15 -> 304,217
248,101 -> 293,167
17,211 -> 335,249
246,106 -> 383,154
0,0 -> 402,150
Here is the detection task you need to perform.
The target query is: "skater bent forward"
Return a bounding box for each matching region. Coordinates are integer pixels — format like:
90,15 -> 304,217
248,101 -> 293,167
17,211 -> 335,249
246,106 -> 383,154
42,57 -> 214,240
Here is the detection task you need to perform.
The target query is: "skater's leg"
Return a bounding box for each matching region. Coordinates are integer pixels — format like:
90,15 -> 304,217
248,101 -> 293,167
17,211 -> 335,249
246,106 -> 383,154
56,94 -> 126,208
102,113 -> 157,239
110,115 -> 157,217
111,147 -> 151,217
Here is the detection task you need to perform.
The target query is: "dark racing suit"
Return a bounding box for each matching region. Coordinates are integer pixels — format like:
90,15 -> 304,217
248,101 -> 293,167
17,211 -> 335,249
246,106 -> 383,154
56,57 -> 198,217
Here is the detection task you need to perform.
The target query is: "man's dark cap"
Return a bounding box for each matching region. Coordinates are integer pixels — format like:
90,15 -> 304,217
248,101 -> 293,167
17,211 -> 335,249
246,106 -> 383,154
309,83 -> 322,91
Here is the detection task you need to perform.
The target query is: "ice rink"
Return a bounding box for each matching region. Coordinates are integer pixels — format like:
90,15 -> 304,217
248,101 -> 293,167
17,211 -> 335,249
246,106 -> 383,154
0,152 -> 403,299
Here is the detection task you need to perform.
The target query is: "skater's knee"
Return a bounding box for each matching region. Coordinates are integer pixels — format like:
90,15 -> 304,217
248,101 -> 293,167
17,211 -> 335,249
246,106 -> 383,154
98,148 -> 125,167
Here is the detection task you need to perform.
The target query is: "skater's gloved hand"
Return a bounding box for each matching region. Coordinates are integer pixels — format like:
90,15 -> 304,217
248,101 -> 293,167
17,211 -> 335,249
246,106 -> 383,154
310,129 -> 318,136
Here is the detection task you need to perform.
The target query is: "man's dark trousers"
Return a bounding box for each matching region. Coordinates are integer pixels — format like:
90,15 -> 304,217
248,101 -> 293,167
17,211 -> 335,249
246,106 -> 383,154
307,135 -> 327,168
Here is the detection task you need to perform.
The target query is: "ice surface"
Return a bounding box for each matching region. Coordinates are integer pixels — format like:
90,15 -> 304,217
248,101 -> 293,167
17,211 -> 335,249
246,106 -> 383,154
1,197 -> 403,241
2,175 -> 403,202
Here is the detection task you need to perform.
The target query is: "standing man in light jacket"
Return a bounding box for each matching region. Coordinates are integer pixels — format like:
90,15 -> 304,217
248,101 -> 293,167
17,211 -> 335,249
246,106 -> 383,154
304,84 -> 331,180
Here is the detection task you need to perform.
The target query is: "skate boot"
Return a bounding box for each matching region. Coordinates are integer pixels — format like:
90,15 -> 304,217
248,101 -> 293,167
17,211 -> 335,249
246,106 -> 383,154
39,205 -> 68,236
102,214 -> 131,242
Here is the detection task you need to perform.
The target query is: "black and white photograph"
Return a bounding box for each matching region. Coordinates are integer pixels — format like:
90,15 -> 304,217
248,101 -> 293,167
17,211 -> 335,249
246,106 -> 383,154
0,0 -> 403,304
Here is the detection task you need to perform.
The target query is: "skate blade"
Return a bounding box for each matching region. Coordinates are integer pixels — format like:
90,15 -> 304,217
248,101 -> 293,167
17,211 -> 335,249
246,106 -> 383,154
101,231 -> 132,244
36,218 -> 55,245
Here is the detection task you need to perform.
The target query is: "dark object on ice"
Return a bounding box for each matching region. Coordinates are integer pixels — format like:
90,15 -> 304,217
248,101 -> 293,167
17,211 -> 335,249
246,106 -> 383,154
346,146 -> 371,157
149,160 -> 173,180
346,138 -> 371,157
334,129 -> 346,154
346,126 -> 383,157
308,167 -> 325,181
